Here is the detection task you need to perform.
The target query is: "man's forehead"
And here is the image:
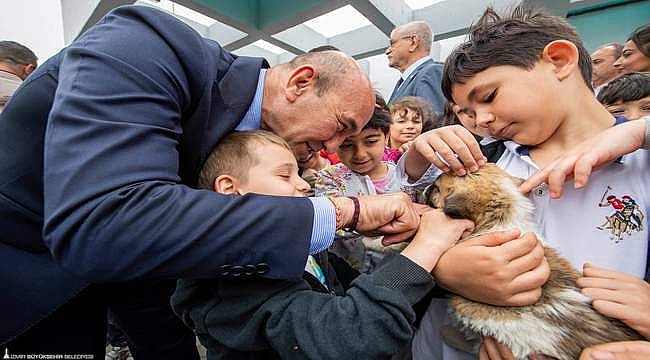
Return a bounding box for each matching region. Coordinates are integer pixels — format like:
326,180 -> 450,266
593,46 -> 617,58
390,28 -> 404,39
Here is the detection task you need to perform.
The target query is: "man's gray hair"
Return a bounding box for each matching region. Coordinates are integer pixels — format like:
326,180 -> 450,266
0,41 -> 37,66
596,42 -> 624,59
396,21 -> 433,54
288,50 -> 363,96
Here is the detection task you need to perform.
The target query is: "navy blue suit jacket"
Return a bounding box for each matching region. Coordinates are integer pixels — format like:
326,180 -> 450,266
0,5 -> 313,342
388,58 -> 445,113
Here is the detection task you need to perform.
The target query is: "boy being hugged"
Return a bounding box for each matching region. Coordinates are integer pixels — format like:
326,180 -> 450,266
405,5 -> 650,359
171,130 -> 473,360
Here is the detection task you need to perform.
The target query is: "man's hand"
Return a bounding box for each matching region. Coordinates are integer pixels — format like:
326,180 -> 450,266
331,193 -> 421,244
400,209 -> 474,272
519,119 -> 646,198
433,231 -> 550,306
405,125 -> 486,179
577,263 -> 650,339
580,341 -> 650,360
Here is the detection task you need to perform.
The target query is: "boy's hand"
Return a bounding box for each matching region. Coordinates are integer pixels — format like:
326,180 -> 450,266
433,231 -> 550,306
580,341 -> 650,360
519,119 -> 646,198
411,125 -> 486,176
400,209 -> 474,272
577,263 -> 650,339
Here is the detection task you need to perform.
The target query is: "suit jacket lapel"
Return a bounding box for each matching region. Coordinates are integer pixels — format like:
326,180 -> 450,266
389,58 -> 433,103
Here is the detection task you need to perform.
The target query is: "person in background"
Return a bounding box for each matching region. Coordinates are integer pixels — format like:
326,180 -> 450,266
0,41 -> 37,80
597,72 -> 650,121
387,96 -> 434,159
0,41 -> 37,112
591,43 -> 623,94
386,21 -> 445,113
614,24 -> 650,74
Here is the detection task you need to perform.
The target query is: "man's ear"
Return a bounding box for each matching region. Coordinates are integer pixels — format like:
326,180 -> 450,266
542,39 -> 579,82
408,34 -> 419,53
284,65 -> 318,102
213,175 -> 240,195
23,64 -> 36,77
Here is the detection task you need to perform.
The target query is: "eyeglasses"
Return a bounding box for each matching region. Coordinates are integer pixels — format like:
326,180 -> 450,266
389,34 -> 415,47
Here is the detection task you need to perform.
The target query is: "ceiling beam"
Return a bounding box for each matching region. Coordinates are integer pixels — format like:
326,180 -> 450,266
348,0 -> 397,37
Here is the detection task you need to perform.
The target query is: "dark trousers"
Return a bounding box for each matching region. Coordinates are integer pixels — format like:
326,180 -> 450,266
6,280 -> 199,360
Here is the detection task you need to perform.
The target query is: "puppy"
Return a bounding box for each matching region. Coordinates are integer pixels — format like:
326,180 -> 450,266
427,164 -> 642,360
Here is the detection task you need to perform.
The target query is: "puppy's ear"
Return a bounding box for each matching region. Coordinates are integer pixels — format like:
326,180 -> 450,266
443,192 -> 471,220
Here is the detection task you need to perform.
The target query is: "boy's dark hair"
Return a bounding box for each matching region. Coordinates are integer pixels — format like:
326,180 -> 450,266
197,130 -> 292,190
0,41 -> 37,66
629,24 -> 650,58
364,92 -> 392,135
441,5 -> 592,102
597,72 -> 650,106
389,96 -> 434,130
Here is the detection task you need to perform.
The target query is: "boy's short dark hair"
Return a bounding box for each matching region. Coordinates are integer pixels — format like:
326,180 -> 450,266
441,5 -> 592,102
597,72 -> 650,106
629,24 -> 650,58
365,93 -> 392,135
197,130 -> 292,190
389,96 -> 434,131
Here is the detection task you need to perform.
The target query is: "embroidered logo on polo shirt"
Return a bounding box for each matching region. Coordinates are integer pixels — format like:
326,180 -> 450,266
596,186 -> 645,243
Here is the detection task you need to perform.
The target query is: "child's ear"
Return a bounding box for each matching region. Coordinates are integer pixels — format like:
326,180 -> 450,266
542,39 -> 579,82
284,65 -> 318,102
213,175 -> 239,195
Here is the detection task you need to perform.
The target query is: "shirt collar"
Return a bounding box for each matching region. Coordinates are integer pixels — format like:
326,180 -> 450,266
236,69 -> 266,131
401,56 -> 431,82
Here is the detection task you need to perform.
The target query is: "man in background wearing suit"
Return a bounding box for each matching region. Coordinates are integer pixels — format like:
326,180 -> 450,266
386,21 -> 445,113
0,5 -> 427,358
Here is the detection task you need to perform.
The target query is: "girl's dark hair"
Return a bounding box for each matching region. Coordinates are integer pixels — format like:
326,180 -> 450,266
364,92 -> 392,135
597,72 -> 650,105
629,24 -> 650,58
442,5 -> 592,102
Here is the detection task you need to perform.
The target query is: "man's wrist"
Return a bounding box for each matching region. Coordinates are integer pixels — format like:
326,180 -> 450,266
329,197 -> 354,230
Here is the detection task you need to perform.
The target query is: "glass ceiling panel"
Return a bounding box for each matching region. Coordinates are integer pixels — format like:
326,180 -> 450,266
404,0 -> 448,10
139,0 -> 217,27
303,5 -> 371,38
251,40 -> 286,55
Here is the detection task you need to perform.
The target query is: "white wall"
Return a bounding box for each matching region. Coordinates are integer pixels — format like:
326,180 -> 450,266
0,0 -> 66,64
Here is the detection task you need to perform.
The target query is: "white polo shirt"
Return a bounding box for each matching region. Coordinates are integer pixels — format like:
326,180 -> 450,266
496,141 -> 649,277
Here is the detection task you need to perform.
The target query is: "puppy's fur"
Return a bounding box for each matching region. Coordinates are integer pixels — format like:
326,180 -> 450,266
427,164 -> 642,360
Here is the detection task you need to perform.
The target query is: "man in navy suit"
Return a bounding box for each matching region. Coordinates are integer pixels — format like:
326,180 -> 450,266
0,5 -> 426,357
386,21 -> 445,113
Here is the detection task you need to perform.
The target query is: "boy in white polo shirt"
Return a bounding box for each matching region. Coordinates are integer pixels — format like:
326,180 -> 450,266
403,5 -> 650,359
